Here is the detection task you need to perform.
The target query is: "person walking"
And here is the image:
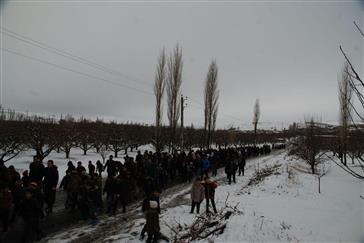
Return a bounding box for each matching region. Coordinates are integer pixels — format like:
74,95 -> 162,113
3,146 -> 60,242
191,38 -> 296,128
103,176 -> 118,215
43,160 -> 59,215
202,176 -> 218,214
96,160 -> 103,177
189,177 -> 204,214
145,200 -> 160,243
0,186 -> 12,232
20,189 -> 44,242
88,161 -> 96,175
104,155 -> 117,177
201,155 -> 210,178
225,161 -> 237,184
238,154 -> 246,176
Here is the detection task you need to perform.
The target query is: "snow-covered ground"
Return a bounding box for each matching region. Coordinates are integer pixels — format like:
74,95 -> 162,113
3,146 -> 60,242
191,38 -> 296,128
42,150 -> 364,243
7,144 -> 154,181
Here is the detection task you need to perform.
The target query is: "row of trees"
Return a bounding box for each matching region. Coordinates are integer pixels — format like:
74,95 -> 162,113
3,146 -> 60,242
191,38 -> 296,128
0,108 -> 288,165
153,44 -> 221,153
0,113 -> 152,163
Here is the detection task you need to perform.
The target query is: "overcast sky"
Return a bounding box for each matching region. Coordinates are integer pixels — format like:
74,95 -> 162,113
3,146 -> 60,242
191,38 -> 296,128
0,0 -> 363,129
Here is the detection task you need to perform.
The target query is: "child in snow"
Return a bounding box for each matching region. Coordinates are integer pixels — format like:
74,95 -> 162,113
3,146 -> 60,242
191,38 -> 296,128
201,176 -> 218,213
190,177 -> 204,214
145,200 -> 160,243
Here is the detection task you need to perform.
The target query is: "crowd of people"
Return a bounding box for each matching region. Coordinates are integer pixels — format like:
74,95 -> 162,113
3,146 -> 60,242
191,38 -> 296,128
0,143 -> 285,242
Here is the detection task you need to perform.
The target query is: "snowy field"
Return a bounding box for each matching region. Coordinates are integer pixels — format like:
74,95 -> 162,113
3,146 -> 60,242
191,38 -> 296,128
42,150 -> 364,243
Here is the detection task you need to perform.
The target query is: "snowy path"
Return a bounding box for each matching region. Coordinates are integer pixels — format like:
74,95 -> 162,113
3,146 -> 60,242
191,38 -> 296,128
43,150 -> 364,242
42,151 -> 283,242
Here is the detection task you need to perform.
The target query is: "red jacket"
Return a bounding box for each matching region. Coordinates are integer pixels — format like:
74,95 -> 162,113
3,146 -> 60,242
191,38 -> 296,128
202,180 -> 218,199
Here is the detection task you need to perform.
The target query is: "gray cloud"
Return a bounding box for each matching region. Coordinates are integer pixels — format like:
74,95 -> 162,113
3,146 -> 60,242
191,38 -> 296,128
1,1 -> 363,129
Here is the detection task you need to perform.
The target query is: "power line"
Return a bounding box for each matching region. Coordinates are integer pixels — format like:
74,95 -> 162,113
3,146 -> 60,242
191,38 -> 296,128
2,46 -> 285,128
0,27 -> 152,88
1,27 -> 285,126
1,27 -> 256,125
1,47 -> 154,96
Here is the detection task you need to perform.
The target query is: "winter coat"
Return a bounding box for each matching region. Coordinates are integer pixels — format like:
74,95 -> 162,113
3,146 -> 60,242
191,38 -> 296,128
19,197 -> 42,221
8,169 -> 20,189
0,189 -> 12,209
43,166 -> 59,188
96,161 -> 103,172
225,161 -> 237,175
142,195 -> 160,214
60,174 -> 70,191
190,180 -> 204,203
0,165 -> 10,189
146,160 -> 156,178
202,158 -> 210,172
145,208 -> 160,234
29,162 -> 45,183
88,163 -> 96,174
68,173 -> 81,193
11,184 -> 24,207
202,180 -> 218,199
104,159 -> 117,176
116,174 -> 128,197
239,157 -> 246,167
22,175 -> 30,187
77,165 -> 86,174
103,178 -> 118,195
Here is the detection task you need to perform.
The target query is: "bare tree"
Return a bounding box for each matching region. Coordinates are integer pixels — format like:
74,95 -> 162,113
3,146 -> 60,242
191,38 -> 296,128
25,119 -> 58,162
336,21 -> 364,179
76,118 -> 94,155
338,62 -> 352,165
167,44 -> 183,153
252,99 -> 260,146
204,60 -> 219,149
58,119 -> 78,159
108,122 -> 125,158
291,117 -> 324,174
0,120 -> 25,164
99,144 -> 109,164
154,48 -> 166,152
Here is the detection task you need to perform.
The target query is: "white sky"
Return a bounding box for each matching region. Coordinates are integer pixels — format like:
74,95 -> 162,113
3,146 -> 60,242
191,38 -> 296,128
0,0 -> 363,129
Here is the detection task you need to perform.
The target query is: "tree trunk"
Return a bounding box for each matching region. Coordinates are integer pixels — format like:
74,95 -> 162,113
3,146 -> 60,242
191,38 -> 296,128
82,144 -> 87,155
311,164 -> 315,174
254,123 -> 258,147
66,149 -> 70,159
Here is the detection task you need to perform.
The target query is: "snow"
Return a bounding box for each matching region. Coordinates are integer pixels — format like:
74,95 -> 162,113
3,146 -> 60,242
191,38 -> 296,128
42,150 -> 364,242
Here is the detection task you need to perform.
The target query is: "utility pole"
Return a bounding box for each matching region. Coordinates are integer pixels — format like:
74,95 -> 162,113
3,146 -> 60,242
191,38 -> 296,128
180,94 -> 187,150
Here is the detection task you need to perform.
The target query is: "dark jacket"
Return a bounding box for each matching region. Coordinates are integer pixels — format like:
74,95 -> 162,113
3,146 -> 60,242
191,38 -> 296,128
68,173 -> 81,193
60,174 -> 70,191
88,163 -> 95,174
19,197 -> 42,221
77,165 -> 86,174
202,180 -> 218,199
103,178 -> 118,195
0,189 -> 12,209
43,166 -> 59,188
104,159 -> 117,176
29,162 -> 45,183
225,161 -> 237,175
145,208 -> 160,234
142,194 -> 160,214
